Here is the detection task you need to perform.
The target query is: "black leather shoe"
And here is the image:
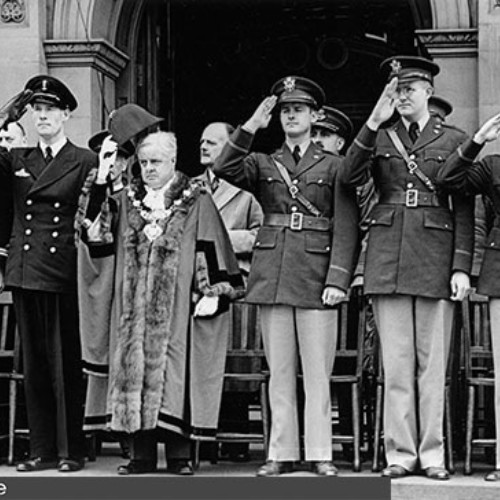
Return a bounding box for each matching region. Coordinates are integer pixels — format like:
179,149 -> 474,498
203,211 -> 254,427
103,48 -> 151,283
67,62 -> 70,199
58,458 -> 85,473
381,464 -> 410,479
311,461 -> 338,477
424,466 -> 450,481
16,457 -> 58,472
117,460 -> 157,475
256,461 -> 294,477
166,459 -> 194,476
485,469 -> 500,481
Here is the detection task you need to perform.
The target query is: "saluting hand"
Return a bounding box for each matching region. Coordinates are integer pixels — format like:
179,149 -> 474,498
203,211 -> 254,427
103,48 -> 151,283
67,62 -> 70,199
322,286 -> 347,307
473,112 -> 500,145
450,271 -> 470,302
194,295 -> 219,317
243,96 -> 278,134
96,135 -> 118,184
367,77 -> 398,131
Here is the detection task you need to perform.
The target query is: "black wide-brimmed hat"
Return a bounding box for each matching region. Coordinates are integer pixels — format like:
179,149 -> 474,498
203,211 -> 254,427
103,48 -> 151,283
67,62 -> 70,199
108,104 -> 163,146
88,129 -> 135,157
24,74 -> 78,111
270,76 -> 325,109
313,106 -> 353,140
380,56 -> 440,84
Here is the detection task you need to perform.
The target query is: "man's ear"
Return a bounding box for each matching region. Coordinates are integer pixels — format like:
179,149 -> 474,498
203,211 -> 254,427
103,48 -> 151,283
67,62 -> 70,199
337,137 -> 346,151
62,108 -> 71,121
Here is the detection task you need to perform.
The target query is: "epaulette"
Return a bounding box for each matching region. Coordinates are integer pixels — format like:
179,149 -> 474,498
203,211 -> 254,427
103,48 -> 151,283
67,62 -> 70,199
441,122 -> 467,135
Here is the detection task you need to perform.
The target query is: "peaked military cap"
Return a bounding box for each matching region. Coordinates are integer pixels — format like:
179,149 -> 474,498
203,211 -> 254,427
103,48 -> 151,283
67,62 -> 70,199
24,75 -> 78,111
108,104 -> 163,146
314,106 -> 353,140
271,76 -> 325,109
428,95 -> 453,120
380,56 -> 440,84
88,129 -> 135,157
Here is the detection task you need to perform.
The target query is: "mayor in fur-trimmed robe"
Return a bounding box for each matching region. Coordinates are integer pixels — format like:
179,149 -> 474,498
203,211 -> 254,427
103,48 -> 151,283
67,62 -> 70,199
77,165 -> 244,443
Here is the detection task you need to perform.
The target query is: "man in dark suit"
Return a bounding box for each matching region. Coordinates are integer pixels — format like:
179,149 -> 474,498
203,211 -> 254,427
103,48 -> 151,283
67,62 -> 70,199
213,76 -> 359,476
0,75 -> 97,472
340,56 -> 475,480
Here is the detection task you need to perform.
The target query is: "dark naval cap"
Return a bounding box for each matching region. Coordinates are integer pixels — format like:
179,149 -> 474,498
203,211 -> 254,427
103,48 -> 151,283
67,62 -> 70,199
428,95 -> 453,120
24,75 -> 78,111
380,56 -> 440,84
314,106 -> 353,140
108,104 -> 163,146
271,76 -> 325,109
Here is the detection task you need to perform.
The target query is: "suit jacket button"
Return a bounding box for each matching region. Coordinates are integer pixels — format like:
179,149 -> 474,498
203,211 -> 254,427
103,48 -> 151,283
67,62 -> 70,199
49,247 -> 57,254
23,244 -> 30,251
53,216 -> 60,223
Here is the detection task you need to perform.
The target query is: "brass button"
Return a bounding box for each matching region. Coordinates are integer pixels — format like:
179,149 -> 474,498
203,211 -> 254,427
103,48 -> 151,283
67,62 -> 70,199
326,246 -> 331,251
25,214 -> 32,221
52,231 -> 59,238
256,242 -> 261,247
291,206 -> 298,212
409,154 -> 416,160
23,244 -> 30,251
407,182 -> 414,188
292,179 -> 298,185
49,247 -> 57,254
267,177 -> 273,182
25,228 -> 32,236
53,216 -> 60,223
385,153 -> 390,158
54,202 -> 61,209
26,199 -> 33,206
318,179 -> 323,184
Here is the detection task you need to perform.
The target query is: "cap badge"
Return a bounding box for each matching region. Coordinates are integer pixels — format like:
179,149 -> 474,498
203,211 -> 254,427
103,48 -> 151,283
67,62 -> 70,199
283,77 -> 296,93
317,108 -> 326,121
42,79 -> 48,92
390,59 -> 402,74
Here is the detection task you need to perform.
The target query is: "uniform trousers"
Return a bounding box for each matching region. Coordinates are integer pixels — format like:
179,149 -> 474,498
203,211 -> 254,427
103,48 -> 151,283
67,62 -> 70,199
372,295 -> 453,470
12,288 -> 85,460
488,299 -> 500,469
260,304 -> 337,461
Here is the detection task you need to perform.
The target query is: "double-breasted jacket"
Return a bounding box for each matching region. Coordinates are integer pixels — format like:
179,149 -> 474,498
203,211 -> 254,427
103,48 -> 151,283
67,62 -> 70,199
436,153 -> 500,297
0,142 -> 97,293
213,126 -> 359,309
340,116 -> 478,299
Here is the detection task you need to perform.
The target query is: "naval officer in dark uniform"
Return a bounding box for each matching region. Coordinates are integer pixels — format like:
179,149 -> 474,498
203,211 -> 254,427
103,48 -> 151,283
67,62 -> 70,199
0,75 -> 97,472
340,56 -> 476,480
213,76 -> 359,476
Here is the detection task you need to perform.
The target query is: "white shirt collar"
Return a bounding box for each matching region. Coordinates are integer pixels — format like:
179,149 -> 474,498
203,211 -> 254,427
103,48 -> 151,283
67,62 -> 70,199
143,178 -> 173,211
39,136 -> 67,158
285,139 -> 311,158
401,112 -> 430,134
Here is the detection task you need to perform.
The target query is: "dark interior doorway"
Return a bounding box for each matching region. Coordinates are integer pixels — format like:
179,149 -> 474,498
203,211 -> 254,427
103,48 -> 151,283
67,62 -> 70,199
134,0 -> 420,175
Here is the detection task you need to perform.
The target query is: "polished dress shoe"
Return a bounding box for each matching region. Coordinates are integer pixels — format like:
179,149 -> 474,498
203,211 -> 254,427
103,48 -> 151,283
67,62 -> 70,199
166,459 -> 194,476
311,461 -> 338,477
58,458 -> 85,472
16,457 -> 58,472
424,466 -> 450,480
117,460 -> 157,475
256,460 -> 294,477
485,469 -> 500,481
381,464 -> 410,479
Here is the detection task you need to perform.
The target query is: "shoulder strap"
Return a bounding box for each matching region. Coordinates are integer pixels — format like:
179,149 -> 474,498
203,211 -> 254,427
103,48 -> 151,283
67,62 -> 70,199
387,128 -> 436,192
272,158 -> 322,217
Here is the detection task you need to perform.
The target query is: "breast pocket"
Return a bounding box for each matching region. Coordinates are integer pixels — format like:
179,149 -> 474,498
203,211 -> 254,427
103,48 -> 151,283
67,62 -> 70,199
305,173 -> 332,210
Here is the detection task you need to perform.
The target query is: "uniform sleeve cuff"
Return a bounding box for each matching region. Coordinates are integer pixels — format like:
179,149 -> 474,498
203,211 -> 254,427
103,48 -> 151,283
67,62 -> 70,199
457,139 -> 484,163
229,126 -> 255,151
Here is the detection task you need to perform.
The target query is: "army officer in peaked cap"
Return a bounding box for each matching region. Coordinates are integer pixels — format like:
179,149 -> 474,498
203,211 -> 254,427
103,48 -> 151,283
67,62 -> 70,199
339,56 -> 479,480
213,76 -> 359,477
0,75 -> 97,472
428,95 -> 453,123
312,106 -> 353,156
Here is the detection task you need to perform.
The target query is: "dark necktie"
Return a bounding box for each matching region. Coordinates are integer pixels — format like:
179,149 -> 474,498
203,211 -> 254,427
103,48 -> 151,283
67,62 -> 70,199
45,146 -> 53,164
292,145 -> 301,165
409,122 -> 420,144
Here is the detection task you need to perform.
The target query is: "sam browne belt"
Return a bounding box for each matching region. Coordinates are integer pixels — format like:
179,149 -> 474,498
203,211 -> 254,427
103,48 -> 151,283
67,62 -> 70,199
264,213 -> 332,232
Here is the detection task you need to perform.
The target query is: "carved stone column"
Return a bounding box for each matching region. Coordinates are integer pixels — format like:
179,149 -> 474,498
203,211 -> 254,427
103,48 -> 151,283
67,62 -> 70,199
416,28 -> 478,133
44,39 -> 129,146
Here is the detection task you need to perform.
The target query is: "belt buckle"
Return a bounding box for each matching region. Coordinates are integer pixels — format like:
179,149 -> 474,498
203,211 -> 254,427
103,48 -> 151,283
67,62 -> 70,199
290,212 -> 303,231
405,189 -> 418,208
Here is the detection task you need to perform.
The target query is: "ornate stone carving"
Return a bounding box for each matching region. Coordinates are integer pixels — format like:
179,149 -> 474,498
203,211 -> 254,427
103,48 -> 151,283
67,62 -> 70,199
0,0 -> 26,25
416,29 -> 478,57
44,39 -> 130,79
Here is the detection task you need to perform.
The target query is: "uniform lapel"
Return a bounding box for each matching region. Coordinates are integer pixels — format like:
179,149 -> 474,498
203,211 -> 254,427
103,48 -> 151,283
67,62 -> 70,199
293,143 -> 325,178
392,120 -> 413,151
19,148 -> 46,180
412,115 -> 444,152
272,145 -> 295,175
212,178 -> 240,211
28,141 -> 80,195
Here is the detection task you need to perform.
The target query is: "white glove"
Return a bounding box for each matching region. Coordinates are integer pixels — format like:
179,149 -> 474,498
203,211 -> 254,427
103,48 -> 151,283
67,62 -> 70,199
193,296 -> 219,317
96,135 -> 118,184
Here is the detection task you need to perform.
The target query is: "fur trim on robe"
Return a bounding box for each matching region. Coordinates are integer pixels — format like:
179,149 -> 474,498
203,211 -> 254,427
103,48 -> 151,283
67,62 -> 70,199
108,173 -> 244,436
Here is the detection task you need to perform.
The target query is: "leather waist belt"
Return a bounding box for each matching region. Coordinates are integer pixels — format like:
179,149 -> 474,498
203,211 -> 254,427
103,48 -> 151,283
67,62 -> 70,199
379,190 -> 446,208
264,213 -> 332,232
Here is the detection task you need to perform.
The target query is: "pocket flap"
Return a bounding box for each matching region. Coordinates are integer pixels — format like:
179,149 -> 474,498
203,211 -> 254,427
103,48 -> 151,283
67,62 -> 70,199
423,208 -> 453,231
305,232 -> 331,254
368,206 -> 395,226
254,227 -> 278,249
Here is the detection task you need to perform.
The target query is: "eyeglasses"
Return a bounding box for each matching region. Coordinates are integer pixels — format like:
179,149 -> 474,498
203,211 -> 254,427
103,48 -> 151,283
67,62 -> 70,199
395,86 -> 421,98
